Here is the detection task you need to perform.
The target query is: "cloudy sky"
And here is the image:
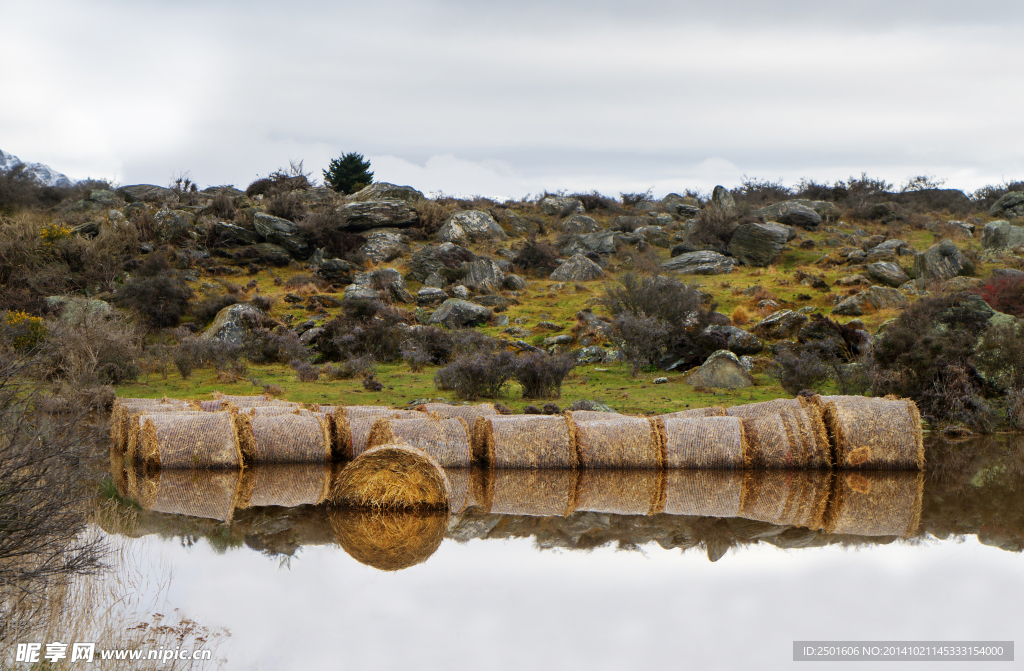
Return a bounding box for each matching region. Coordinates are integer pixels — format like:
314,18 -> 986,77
3,0 -> 1023,198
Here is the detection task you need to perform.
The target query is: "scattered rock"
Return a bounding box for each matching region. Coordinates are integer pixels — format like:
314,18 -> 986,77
559,231 -> 616,256
356,230 -> 411,264
428,299 -> 493,328
474,295 -> 516,310
662,193 -> 701,217
308,248 -> 354,284
417,287 -> 448,306
46,296 -> 111,320
751,310 -> 808,340
201,303 -> 276,346
408,243 -> 475,282
152,208 -> 196,244
576,346 -> 606,363
711,186 -> 736,210
345,269 -> 414,304
706,324 -> 763,355
116,184 -> 177,204
462,259 -> 506,294
653,377 -> 669,384
832,285 -> 909,316
661,250 -> 735,275
685,350 -> 753,389
351,182 -> 424,203
770,202 -> 821,230
253,212 -> 309,258
213,221 -> 261,246
504,274 -> 528,291
543,334 -> 574,347
339,200 -> 419,230
981,220 -> 1024,251
865,261 -> 910,287
550,254 -> 604,281
991,268 -> 1024,284
728,222 -> 789,266
912,239 -> 973,281
540,196 -> 584,216
634,225 -> 671,248
436,210 -> 508,243
560,214 -> 601,234
987,191 -> 1024,218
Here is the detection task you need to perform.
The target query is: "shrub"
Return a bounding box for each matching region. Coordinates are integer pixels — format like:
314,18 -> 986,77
246,163 -> 312,198
413,200 -> 455,236
290,359 -> 320,382
570,191 -> 623,213
434,350 -> 517,400
620,191 -> 652,207
514,352 -> 576,399
205,192 -> 237,220
242,327 -> 306,364
173,335 -> 241,379
266,192 -> 306,222
362,373 -> 384,391
612,312 -> 671,373
113,269 -> 194,328
318,305 -> 408,363
976,322 -> 1024,390
513,235 -> 561,275
687,204 -> 738,252
3,310 -> 47,350
296,211 -> 366,259
250,295 -> 275,313
732,176 -> 791,208
731,306 -> 750,326
978,277 -> 1024,317
39,311 -> 142,386
322,355 -> 374,380
770,347 -> 829,395
190,294 -> 239,326
323,152 -> 373,195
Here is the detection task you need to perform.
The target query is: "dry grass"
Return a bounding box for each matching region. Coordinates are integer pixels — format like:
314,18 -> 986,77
572,416 -> 663,469
366,415 -> 472,467
475,414 -> 578,468
110,397 -> 194,452
330,508 -> 449,571
818,395 -> 924,470
731,305 -> 750,326
658,416 -> 748,469
335,408 -> 423,460
823,471 -> 924,536
741,413 -> 800,468
139,411 -> 242,469
331,444 -> 451,510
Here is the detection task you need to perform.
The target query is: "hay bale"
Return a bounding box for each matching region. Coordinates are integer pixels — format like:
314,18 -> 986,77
658,416 -> 748,469
823,471 -> 923,537
199,400 -> 224,411
659,406 -> 726,419
236,412 -> 332,464
416,402 -> 499,427
110,398 -> 192,452
140,411 -> 243,469
725,397 -> 806,418
334,408 -> 422,460
469,467 -> 492,513
787,471 -> 834,530
663,470 -> 744,517
787,405 -> 832,469
139,468 -> 242,522
236,464 -> 333,508
212,392 -> 272,404
488,469 -> 578,516
565,409 -> 623,422
742,413 -> 800,468
441,468 -> 473,513
572,416 -> 663,469
574,470 -> 665,515
738,471 -> 832,529
126,410 -> 210,463
330,509 -> 449,571
366,416 -> 472,467
474,415 -> 578,469
332,444 -> 451,510
820,396 -> 924,470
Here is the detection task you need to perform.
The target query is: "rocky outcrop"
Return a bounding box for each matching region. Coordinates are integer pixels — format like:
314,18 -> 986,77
435,210 -> 508,243
116,184 -> 177,203
339,200 -> 419,230
428,299 -> 493,328
751,310 -> 808,340
417,287 -> 448,306
213,221 -> 261,246
409,243 -> 475,282
462,259 -> 506,294
706,324 -> 763,355
832,286 -> 909,316
253,212 -> 309,258
500,210 -> 539,237
753,199 -> 839,223
560,214 -> 601,234
308,248 -> 354,284
912,239 -> 973,281
634,226 -> 670,248
981,220 -> 1024,250
754,202 -> 821,229
356,230 -> 411,264
661,250 -> 735,275
152,208 -> 196,244
865,261 -> 910,288
662,193 -> 701,217
201,303 -> 276,346
987,192 -> 1024,218
550,254 -> 604,281
685,350 -> 753,388
728,222 -> 789,266
351,183 -> 424,203
711,186 -> 736,210
540,196 -> 584,216
559,231 -> 616,256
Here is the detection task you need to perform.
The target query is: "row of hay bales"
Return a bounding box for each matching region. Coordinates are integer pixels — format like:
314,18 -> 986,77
110,393 -> 924,471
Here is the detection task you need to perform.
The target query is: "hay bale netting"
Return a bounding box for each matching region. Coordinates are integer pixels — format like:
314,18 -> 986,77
571,415 -> 663,469
659,406 -> 727,419
330,509 -> 449,572
788,405 -> 832,469
139,468 -> 242,522
823,471 -> 924,537
475,415 -> 578,469
663,470 -> 744,518
574,470 -> 665,516
212,392 -> 279,406
126,410 -> 210,463
332,444 -> 452,510
334,408 -> 423,460
738,471 -> 833,530
140,411 -> 243,469
742,413 -> 801,469
725,397 -> 807,418
110,398 -> 192,452
488,469 -> 579,517
441,468 -> 473,513
236,412 -> 332,464
819,396 -> 924,470
657,416 -> 748,469
366,416 -> 472,467
564,409 -> 622,422
416,402 -> 499,427
236,463 -> 333,508
199,400 -> 224,411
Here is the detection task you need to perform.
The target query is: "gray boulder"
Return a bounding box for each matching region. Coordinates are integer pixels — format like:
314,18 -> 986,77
869,238 -> 911,256
253,212 -> 309,258
152,208 -> 196,244
771,202 -> 821,229
308,248 -> 354,284
707,324 -> 763,355
504,274 -> 528,291
500,210 -> 539,237
436,210 -> 508,243
298,187 -> 342,210
540,196 -> 584,216
987,191 -> 1024,218
46,296 -> 111,321
463,259 -> 506,294
634,225 -> 671,248
550,254 -> 604,281
428,299 -> 493,328
685,350 -> 753,389
561,214 -> 601,234
751,310 -> 808,340
865,261 -> 910,287
912,239 -> 973,281
981,220 -> 1024,250
424,272 -> 447,288
409,242 -> 475,282
560,231 -> 616,256
661,250 -> 735,275
356,230 -> 411,264
345,269 -> 414,304
576,346 -> 608,364
711,186 -> 736,210
991,268 -> 1024,284
662,193 -> 701,217
728,222 -> 789,266
202,303 -> 276,346
339,200 -> 419,230
753,199 -> 840,223
832,285 -> 909,316
351,183 -> 424,203
117,184 -> 176,204
417,287 -> 448,306
213,221 -> 261,246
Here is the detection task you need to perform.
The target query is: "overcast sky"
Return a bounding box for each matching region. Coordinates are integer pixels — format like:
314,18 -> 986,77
3,0 -> 1023,198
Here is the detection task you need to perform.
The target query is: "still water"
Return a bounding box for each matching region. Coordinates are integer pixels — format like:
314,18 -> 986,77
98,436 -> 1024,670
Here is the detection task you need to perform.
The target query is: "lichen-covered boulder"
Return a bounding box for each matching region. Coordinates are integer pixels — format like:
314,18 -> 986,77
832,286 -> 909,316
684,350 -> 753,389
540,196 -> 584,216
751,310 -> 809,340
912,239 -> 973,281
351,183 -> 425,203
253,212 -> 309,258
428,299 -> 493,328
728,222 -> 789,266
661,250 -> 734,275
550,254 -> 604,282
435,210 -> 508,243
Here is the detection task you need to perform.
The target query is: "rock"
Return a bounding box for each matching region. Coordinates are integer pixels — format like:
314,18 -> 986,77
342,286 -> 380,301
152,208 -> 196,244
991,268 -> 1024,284
435,210 -> 508,243
428,299 -> 493,328
345,269 -> 414,304
560,214 -> 601,234
912,239 -> 973,281
46,296 -> 111,320
500,210 -> 538,237
201,303 -> 276,346
869,238 -> 911,256
611,215 -> 648,232
981,220 -> 1024,250
653,377 -> 669,384
706,324 -> 763,355
123,202 -> 153,220
308,248 -> 354,284
409,243 -> 475,282
987,191 -> 1024,218
495,314 -> 509,327
865,261 -> 910,287
462,259 -> 505,294
711,186 -> 736,210
296,187 -> 341,210
298,327 -> 324,346
753,199 -> 839,223
898,279 -> 930,297
504,273 -> 528,291
662,193 -> 701,217
867,202 -> 901,221
356,230 -> 411,264
307,294 -> 343,309
213,221 -> 261,246
685,350 -> 753,389
253,212 -> 309,258
351,182 -> 424,203
451,285 -> 470,300
423,272 -> 447,289
550,254 -> 604,281
941,276 -> 983,293
832,285 -> 909,316
417,287 -> 448,306
661,250 -> 735,275
474,295 -> 516,310
116,184 -> 177,204
770,202 -> 821,230
634,226 -> 671,248
576,346 -> 606,364
543,334 -> 574,347
88,189 -> 118,205
540,196 -> 584,216
728,222 -> 789,266
202,185 -> 244,198
559,231 -> 616,256
751,310 -> 808,340
339,200 -> 419,230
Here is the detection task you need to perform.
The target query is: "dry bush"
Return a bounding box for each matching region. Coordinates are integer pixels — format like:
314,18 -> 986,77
266,191 -> 307,222
40,311 -> 143,386
688,203 -> 738,252
290,358 -> 320,381
515,352 -> 576,399
435,350 -> 517,400
732,176 -> 792,208
513,234 -> 561,275
296,211 -> 366,259
413,200 -> 456,235
731,306 -> 750,326
173,335 -> 241,379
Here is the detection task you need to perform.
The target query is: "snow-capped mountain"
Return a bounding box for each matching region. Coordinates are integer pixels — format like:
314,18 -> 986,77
0,149 -> 74,188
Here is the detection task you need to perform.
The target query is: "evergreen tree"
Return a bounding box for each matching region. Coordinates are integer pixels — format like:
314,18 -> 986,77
323,152 -> 374,194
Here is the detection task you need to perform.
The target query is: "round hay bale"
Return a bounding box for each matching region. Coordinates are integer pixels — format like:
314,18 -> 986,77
572,416 -> 663,469
659,406 -> 726,419
199,399 -> 224,411
236,412 -> 332,464
821,396 -> 924,470
574,469 -> 665,515
330,509 -> 449,571
139,468 -> 242,522
787,470 -> 835,531
787,405 -> 832,469
663,470 -> 744,517
488,469 -> 579,517
236,464 -> 333,508
474,415 -> 578,469
140,411 -> 243,469
125,462 -> 142,502
126,410 -> 210,463
334,408 -> 423,460
366,416 -> 472,467
725,397 -> 806,418
658,416 -> 748,469
565,409 -> 623,422
332,444 -> 451,510
742,413 -> 800,468
416,402 -> 499,427
823,471 -> 923,537
110,398 -> 192,453
212,392 -> 272,404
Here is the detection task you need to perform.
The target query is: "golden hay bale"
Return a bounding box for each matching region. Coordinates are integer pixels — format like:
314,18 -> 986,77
417,402 -> 499,426
334,408 -> 422,459
140,411 -> 243,469
821,396 -> 924,470
738,470 -> 834,530
488,469 -> 579,516
366,416 -> 472,467
574,469 -> 665,515
441,467 -> 473,513
823,471 -> 924,537
212,392 -> 271,404
126,410 -> 210,463
663,470 -> 744,517
199,399 -> 224,411
658,406 -> 727,419
572,416 -> 663,469
565,409 -> 623,422
657,416 -> 748,469
785,405 -> 832,469
332,444 -> 451,510
139,468 -> 242,522
725,397 -> 806,418
110,398 -> 192,452
336,405 -> 398,421
469,467 -> 492,513
330,509 -> 449,572
474,415 -> 578,469
236,464 -> 333,508
742,413 -> 801,468
236,413 -> 332,464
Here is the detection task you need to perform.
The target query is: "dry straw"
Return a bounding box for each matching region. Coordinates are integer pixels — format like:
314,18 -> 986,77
334,407 -> 422,460
125,462 -> 141,502
441,468 -> 473,513
126,410 -> 209,463
330,509 -> 449,572
138,468 -> 242,522
819,396 -> 924,470
787,405 -> 832,469
657,416 -> 748,469
488,469 -> 579,516
236,412 -> 332,464
366,416 -> 472,467
140,411 -> 243,469
571,415 -> 663,469
742,413 -> 800,468
574,469 -> 666,515
416,402 -> 499,427
236,463 -> 333,509
109,443 -> 128,500
211,392 -> 274,405
659,406 -> 727,419
823,471 -> 924,537
332,444 -> 452,510
663,470 -> 744,517
474,415 -> 578,469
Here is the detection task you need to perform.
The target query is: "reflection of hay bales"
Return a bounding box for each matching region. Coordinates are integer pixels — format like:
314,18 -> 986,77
335,408 -> 422,460
140,411 -> 243,469
236,412 -> 332,464
824,471 -> 923,537
787,471 -> 834,530
575,470 -> 665,515
139,468 -> 242,522
572,416 -> 663,469
109,443 -> 128,498
738,471 -> 833,530
664,470 -> 744,517
469,467 -> 492,512
475,415 -> 578,468
417,402 -> 499,428
331,509 -> 449,572
367,416 -> 472,467
742,414 -> 800,468
819,396 -> 924,470
236,464 -> 333,508
110,398 -> 192,453
126,410 -> 209,463
566,410 -> 622,422
332,444 -> 451,510
489,469 -> 579,516
441,467 -> 472,513
658,416 -> 748,469
125,462 -> 141,501
659,406 -> 726,419
725,397 -> 806,418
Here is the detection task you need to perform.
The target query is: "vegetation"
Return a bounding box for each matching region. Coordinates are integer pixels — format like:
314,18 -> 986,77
323,151 -> 374,194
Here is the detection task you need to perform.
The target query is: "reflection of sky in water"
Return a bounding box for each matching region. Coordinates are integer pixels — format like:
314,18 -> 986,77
124,534 -> 1020,671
